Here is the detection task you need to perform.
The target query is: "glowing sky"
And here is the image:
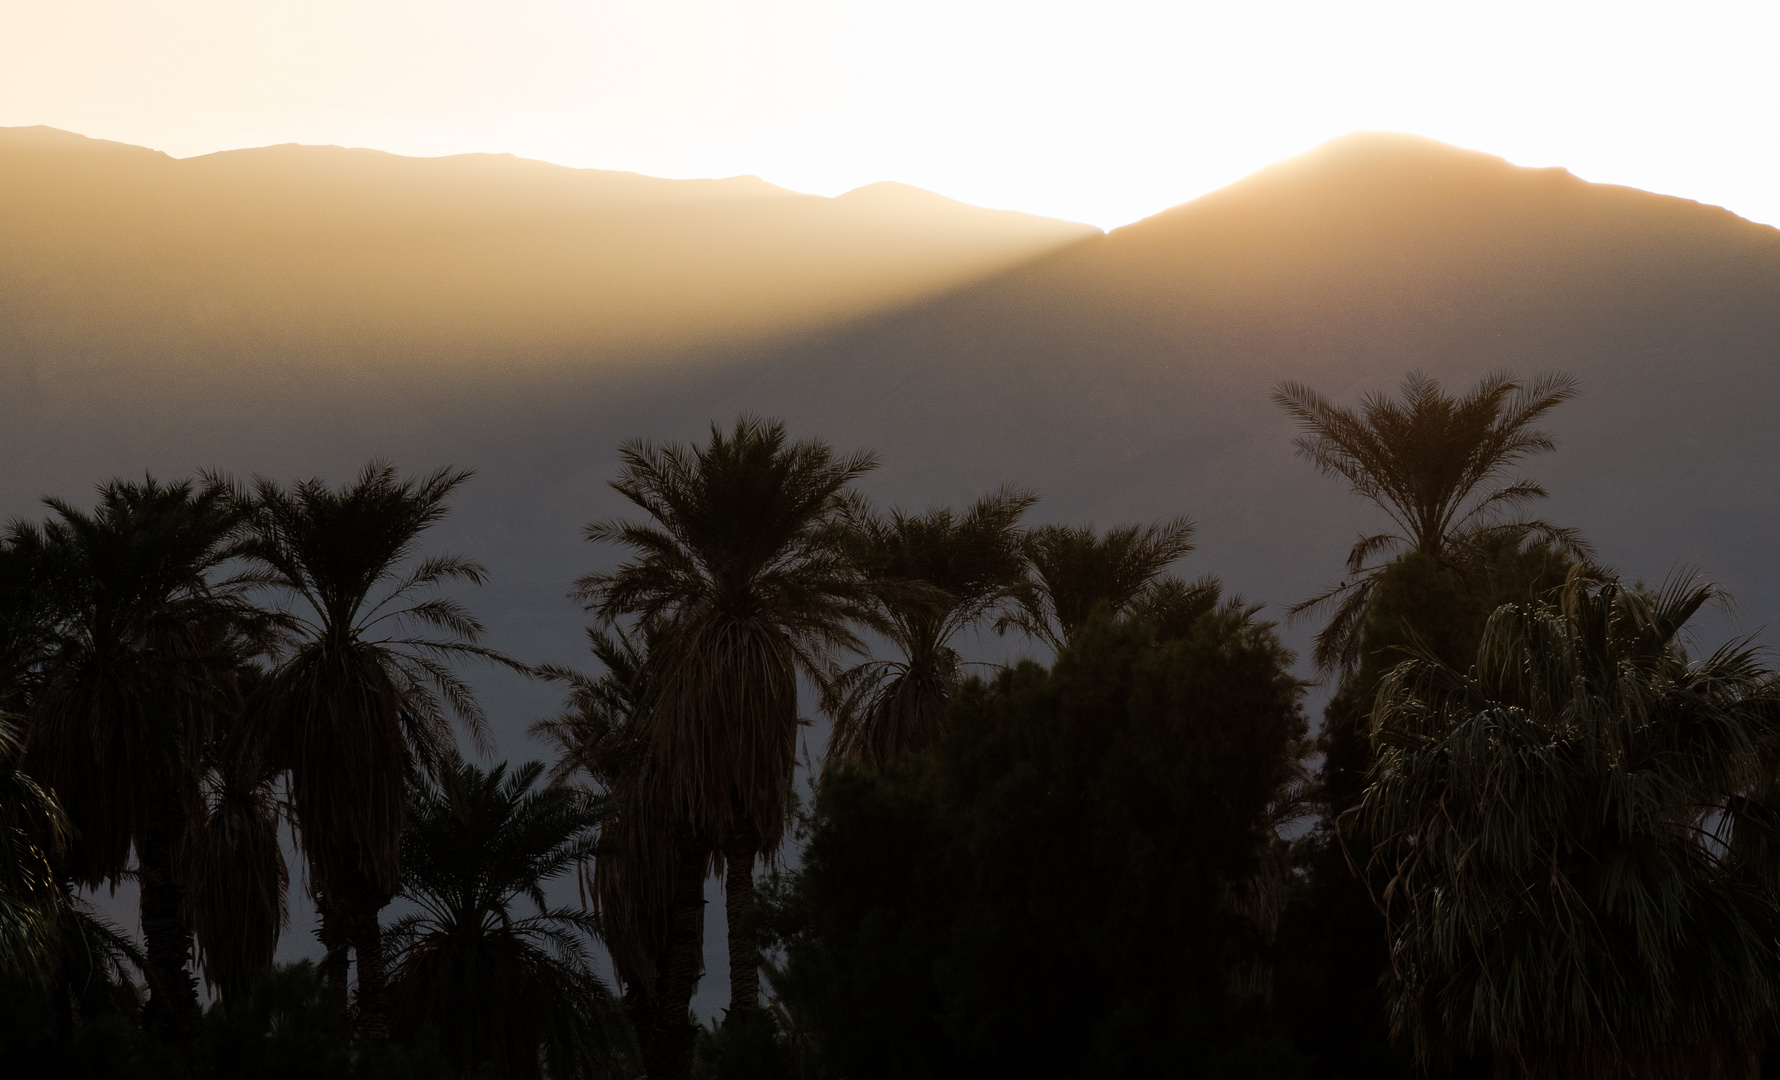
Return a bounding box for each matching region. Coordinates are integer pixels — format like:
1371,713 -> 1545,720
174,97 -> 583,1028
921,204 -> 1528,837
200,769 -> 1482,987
3,0 -> 1777,229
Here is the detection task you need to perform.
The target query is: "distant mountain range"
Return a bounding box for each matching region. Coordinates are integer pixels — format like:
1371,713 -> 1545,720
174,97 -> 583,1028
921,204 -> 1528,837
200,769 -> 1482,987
679,131 -> 1780,650
8,121 -> 1780,1010
6,122 -> 1778,729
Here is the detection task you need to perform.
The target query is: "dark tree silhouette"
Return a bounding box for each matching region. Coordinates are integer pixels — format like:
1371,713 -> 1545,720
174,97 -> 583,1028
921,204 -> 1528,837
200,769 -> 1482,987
531,618 -> 696,1078
1272,370 -> 1587,672
575,417 -> 876,1075
999,518 -> 1197,651
15,476 -> 259,1029
0,716 -> 65,986
387,759 -> 634,1080
185,668 -> 289,1006
244,463 -> 520,1040
1360,571 -> 1780,1078
771,610 -> 1308,1079
823,487 -> 1034,770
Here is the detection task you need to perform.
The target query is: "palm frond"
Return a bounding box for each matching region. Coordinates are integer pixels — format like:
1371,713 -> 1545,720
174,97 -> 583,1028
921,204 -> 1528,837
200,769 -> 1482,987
1274,371 -> 1583,672
389,758 -> 633,1079
1007,516 -> 1196,650
245,463 -> 513,935
575,416 -> 878,849
1358,570 -> 1780,1075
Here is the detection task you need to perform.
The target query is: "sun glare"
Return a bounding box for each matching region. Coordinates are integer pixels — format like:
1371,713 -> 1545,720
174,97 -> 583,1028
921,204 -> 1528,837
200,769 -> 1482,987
1,0 -> 1776,228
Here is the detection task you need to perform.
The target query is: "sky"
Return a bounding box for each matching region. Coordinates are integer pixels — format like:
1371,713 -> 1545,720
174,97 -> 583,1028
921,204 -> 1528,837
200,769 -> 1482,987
3,0 -> 1778,229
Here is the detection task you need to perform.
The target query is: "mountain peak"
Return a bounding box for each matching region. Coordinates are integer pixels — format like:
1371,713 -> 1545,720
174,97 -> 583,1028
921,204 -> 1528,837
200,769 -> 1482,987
1107,130 -> 1714,246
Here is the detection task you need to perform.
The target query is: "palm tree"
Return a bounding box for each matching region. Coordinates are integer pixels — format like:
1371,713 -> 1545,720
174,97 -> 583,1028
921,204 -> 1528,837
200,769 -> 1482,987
387,759 -> 634,1080
0,715 -> 143,1027
1357,571 -> 1780,1078
822,487 -> 1034,770
244,463 -> 520,1040
14,475 -> 260,1028
186,668 -> 289,1006
1272,370 -> 1587,672
0,546 -> 141,1027
575,417 -> 876,1059
531,618 -> 697,1078
998,517 -> 1198,651
0,716 -> 65,987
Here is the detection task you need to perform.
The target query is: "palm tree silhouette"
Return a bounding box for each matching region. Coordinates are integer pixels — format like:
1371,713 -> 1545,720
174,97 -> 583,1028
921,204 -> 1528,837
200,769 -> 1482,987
186,663 -> 289,1006
0,716 -> 144,1026
14,475 -> 260,1029
575,417 -> 876,1054
823,487 -> 1035,770
1359,571 -> 1780,1077
532,618 -> 696,1079
999,517 -> 1197,651
0,715 -> 66,986
1272,370 -> 1587,672
244,463 -> 520,1040
387,758 -> 634,1080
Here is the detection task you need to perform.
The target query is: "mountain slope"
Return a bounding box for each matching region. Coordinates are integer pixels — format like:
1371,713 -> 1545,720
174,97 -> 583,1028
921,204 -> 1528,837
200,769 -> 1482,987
10,126 -> 1780,1012
0,125 -> 1094,459
679,133 -> 1780,642
5,128 -> 1778,717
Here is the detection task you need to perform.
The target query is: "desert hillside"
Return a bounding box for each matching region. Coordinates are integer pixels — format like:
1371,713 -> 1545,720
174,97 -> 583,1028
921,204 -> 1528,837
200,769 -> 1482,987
3,129 -> 1777,741
12,127 -> 1780,1011
680,132 -> 1780,654
0,124 -> 1094,470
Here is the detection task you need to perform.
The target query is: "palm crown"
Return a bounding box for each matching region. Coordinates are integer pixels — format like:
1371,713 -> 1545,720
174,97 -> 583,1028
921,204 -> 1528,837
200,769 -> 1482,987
1273,370 -> 1588,672
575,418 -> 876,853
576,417 -> 877,1035
999,517 -> 1198,651
389,758 -> 633,1080
243,463 -> 520,1037
824,487 -> 1035,769
14,475 -> 261,1024
1358,571 -> 1780,1077
531,619 -> 674,995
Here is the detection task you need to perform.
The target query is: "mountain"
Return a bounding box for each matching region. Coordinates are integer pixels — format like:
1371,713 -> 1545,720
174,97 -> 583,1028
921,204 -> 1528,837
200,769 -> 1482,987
9,123 -> 1780,1010
0,124 -> 1093,476
675,132 -> 1780,644
6,125 -> 1779,716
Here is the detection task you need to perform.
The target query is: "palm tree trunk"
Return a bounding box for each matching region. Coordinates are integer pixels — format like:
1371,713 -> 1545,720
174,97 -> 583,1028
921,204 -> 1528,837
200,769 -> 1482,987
137,803 -> 199,1033
315,893 -> 351,1017
350,903 -> 390,1043
643,835 -> 708,1080
723,832 -> 761,1016
623,985 -> 661,1077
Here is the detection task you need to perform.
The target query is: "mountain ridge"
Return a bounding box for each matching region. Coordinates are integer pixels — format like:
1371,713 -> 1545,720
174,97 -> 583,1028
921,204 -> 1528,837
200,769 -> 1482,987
11,124 -> 1780,1012
4,125 -> 1777,701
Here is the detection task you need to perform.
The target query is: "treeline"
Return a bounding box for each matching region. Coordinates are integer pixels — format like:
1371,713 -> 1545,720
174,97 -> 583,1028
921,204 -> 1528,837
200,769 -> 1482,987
4,374 -> 1780,1080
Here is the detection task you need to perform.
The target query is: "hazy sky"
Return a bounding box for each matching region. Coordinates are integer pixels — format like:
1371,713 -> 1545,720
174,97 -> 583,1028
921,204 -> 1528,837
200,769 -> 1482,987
3,0 -> 1777,229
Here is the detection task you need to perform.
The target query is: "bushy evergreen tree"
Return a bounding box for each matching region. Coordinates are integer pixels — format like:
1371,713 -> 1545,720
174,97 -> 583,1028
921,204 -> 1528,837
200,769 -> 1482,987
768,604 -> 1308,1079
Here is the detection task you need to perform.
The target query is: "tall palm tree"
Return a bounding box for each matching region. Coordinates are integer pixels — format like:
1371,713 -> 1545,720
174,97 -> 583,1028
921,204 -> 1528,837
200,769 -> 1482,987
998,517 -> 1197,651
1272,370 -> 1587,672
531,618 -> 696,1079
576,417 -> 876,1061
185,668 -> 289,1006
14,475 -> 259,1028
0,549 -> 142,1025
823,487 -> 1035,770
244,463 -> 520,1040
1357,571 -> 1780,1078
387,759 -> 634,1080
0,716 -> 143,1027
